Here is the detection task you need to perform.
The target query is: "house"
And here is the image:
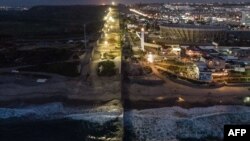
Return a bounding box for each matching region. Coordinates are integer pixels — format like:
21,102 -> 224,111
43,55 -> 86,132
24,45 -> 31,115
185,46 -> 202,57
199,71 -> 212,82
195,62 -> 212,81
206,57 -> 226,70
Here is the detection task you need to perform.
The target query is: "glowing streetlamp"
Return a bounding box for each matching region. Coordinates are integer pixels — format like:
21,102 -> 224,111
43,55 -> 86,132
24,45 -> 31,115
109,17 -> 114,22
104,41 -> 108,46
244,97 -> 250,103
147,52 -> 154,63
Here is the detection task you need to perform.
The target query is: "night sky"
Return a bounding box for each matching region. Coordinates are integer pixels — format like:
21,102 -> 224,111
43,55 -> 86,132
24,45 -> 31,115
0,0 -> 249,7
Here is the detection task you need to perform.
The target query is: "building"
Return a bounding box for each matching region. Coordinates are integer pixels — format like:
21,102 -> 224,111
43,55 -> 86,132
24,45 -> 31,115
127,24 -> 138,29
199,71 -> 212,82
185,46 -> 202,57
206,57 -> 226,71
160,24 -> 227,43
161,44 -> 181,59
195,62 -> 212,81
241,11 -> 250,26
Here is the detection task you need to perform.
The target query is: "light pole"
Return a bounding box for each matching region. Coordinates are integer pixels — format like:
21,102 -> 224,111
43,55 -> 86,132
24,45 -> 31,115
141,28 -> 145,52
147,52 -> 154,63
105,41 -> 108,46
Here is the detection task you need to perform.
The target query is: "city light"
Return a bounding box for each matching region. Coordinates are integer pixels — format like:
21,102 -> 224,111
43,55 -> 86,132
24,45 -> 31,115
212,72 -> 228,76
177,97 -> 185,103
147,52 -> 154,63
2,2 -> 250,141
109,17 -> 114,22
130,8 -> 149,17
244,97 -> 250,103
104,41 -> 108,45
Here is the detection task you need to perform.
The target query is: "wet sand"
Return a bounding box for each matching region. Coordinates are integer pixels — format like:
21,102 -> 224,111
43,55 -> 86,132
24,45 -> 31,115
123,80 -> 250,110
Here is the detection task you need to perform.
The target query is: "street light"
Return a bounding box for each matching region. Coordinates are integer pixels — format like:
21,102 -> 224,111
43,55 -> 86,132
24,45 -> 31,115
244,97 -> 250,103
105,41 -> 108,45
147,52 -> 154,63
109,17 -> 114,22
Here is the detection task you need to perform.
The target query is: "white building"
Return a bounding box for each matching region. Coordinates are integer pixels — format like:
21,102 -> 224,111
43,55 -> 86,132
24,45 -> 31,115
241,11 -> 250,26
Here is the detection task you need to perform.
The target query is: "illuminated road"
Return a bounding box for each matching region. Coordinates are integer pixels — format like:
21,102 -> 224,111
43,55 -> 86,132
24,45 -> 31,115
91,7 -> 121,74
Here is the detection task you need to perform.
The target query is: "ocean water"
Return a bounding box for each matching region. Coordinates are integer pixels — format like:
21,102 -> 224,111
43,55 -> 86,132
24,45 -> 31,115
0,118 -> 122,141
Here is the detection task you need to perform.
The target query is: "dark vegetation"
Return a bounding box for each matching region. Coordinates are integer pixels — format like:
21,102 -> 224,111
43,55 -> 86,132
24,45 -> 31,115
97,61 -> 116,76
19,61 -> 81,77
0,5 -> 106,71
0,5 -> 106,39
0,48 -> 76,68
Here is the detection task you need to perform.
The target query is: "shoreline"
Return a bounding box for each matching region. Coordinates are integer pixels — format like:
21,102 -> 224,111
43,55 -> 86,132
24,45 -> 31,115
124,99 -> 250,110
0,96 -> 119,108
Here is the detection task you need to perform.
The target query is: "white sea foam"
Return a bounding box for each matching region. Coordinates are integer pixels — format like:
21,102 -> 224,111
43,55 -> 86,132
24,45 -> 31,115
2,103 -> 250,140
66,112 -> 122,125
126,106 -> 250,141
0,103 -> 65,119
0,102 -> 122,125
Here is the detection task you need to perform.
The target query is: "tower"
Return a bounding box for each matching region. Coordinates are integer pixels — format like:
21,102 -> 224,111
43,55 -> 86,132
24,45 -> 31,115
141,28 -> 145,51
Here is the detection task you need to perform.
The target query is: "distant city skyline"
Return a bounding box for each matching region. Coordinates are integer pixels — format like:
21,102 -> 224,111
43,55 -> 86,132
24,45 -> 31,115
1,0 -> 250,7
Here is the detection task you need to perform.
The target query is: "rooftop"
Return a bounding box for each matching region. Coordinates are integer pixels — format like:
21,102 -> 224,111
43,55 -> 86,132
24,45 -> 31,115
160,24 -> 227,30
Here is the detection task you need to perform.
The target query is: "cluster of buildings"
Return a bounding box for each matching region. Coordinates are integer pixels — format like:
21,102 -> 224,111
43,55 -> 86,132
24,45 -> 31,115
126,3 -> 250,83
128,3 -> 250,45
241,11 -> 250,26
142,43 -> 250,82
166,44 -> 250,82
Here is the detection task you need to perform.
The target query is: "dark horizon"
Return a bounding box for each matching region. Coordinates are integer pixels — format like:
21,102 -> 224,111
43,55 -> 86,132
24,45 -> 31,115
1,0 -> 250,7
